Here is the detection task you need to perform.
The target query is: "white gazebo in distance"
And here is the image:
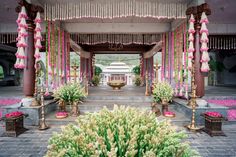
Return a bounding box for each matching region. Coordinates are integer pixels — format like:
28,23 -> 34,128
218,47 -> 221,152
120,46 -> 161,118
100,62 -> 134,85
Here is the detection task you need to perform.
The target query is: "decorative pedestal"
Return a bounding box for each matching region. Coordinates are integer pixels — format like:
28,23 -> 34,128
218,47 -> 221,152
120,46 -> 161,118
202,114 -> 225,136
5,115 -> 27,137
151,103 -> 161,117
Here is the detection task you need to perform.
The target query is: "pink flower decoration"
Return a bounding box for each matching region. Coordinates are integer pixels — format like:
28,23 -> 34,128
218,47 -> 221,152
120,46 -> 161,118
204,111 -> 222,118
5,111 -> 23,118
164,111 -> 175,116
56,112 -> 68,116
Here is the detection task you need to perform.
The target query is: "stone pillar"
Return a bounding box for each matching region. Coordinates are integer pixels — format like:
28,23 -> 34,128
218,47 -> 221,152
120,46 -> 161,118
194,30 -> 205,97
23,20 -> 35,97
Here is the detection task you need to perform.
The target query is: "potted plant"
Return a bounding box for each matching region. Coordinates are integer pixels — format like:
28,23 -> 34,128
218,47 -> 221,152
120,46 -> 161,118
92,75 -> 100,86
152,81 -> 174,115
0,111 -> 28,137
201,111 -> 225,136
53,82 -> 86,117
208,57 -> 225,86
134,75 -> 142,86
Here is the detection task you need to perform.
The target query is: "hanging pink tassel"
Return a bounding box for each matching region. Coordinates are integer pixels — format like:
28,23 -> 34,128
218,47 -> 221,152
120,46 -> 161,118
34,31 -> 42,40
18,59 -> 25,69
19,18 -> 28,29
200,12 -> 209,24
172,71 -> 175,78
188,52 -> 193,59
188,41 -> 195,52
14,58 -> 20,68
17,37 -> 27,47
200,32 -> 208,43
201,51 -> 210,62
34,12 -> 42,23
188,58 -> 192,70
201,62 -> 210,72
188,22 -> 195,34
19,28 -> 28,37
19,6 -> 27,19
200,42 -> 208,52
200,23 -> 208,34
16,47 -> 26,59
35,39 -> 42,49
189,14 -> 195,23
35,23 -> 41,32
34,48 -> 41,59
188,33 -> 194,42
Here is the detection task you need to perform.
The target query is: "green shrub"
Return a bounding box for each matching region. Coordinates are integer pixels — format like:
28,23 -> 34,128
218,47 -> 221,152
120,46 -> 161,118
132,65 -> 140,75
46,106 -> 199,157
92,75 -> 101,86
152,81 -> 174,103
53,82 -> 86,103
95,66 -> 102,76
134,75 -> 142,86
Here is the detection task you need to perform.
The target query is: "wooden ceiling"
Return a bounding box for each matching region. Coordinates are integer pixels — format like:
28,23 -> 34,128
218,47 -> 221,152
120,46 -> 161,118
79,43 -> 155,54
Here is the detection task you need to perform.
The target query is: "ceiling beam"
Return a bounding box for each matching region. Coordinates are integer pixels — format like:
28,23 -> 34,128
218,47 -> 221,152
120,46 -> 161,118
70,39 -> 90,58
63,23 -> 170,34
143,41 -> 162,58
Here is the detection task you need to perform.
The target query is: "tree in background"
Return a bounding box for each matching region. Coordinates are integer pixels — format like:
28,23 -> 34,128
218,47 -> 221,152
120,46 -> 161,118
95,66 -> 102,76
132,65 -> 141,86
92,66 -> 102,86
132,65 -> 140,75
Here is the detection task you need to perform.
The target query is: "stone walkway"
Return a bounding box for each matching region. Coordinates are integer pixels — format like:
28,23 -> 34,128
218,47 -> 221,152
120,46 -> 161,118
0,122 -> 236,157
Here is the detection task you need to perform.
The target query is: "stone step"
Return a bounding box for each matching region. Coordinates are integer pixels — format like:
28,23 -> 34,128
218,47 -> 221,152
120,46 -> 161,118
86,96 -> 152,101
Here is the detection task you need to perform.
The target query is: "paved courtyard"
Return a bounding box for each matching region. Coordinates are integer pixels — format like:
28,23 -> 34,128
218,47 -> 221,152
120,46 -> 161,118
0,122 -> 236,157
0,85 -> 236,157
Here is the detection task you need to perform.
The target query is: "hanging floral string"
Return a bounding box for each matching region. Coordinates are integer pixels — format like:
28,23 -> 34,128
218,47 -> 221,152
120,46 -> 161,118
45,21 -> 49,96
200,12 -> 210,72
14,6 -> 28,69
178,26 -> 184,97
161,34 -> 165,80
165,32 -> 169,79
184,22 -> 189,99
34,12 -> 42,66
61,30 -> 65,84
188,14 -> 195,71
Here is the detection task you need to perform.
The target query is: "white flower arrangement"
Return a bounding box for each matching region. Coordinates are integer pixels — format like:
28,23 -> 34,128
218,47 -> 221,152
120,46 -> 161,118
152,81 -> 174,103
46,105 -> 199,157
53,82 -> 86,104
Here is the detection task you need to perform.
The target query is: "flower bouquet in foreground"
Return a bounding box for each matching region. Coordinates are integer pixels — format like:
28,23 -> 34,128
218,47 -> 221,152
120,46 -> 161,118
46,105 -> 199,157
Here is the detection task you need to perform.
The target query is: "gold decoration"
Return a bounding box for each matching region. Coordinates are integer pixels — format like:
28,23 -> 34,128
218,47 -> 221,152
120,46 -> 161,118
39,86 -> 49,130
145,71 -> 150,96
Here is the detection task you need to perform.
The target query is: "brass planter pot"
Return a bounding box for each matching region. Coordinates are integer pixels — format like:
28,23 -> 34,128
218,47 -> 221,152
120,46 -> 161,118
107,80 -> 126,90
71,101 -> 79,117
161,99 -> 169,114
